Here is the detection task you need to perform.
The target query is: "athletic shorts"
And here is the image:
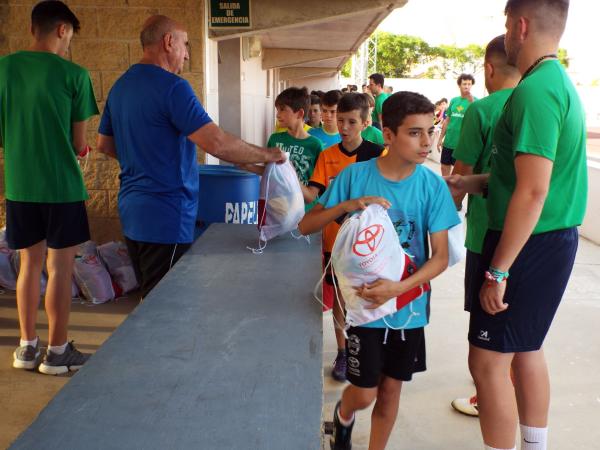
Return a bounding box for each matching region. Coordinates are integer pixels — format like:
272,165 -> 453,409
464,249 -> 483,312
440,146 -> 456,166
5,200 -> 90,250
345,326 -> 426,388
125,237 -> 191,299
468,228 -> 578,353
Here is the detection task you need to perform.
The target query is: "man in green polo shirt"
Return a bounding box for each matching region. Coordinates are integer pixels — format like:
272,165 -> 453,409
447,1 -> 587,449
437,73 -> 477,176
367,73 -> 389,130
449,34 -> 521,419
0,1 -> 98,375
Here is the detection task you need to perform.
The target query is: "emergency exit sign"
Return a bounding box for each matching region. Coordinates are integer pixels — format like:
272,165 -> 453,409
209,1 -> 251,28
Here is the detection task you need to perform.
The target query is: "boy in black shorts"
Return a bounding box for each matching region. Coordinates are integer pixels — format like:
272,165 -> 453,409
299,92 -> 459,449
302,93 -> 384,382
0,1 -> 98,374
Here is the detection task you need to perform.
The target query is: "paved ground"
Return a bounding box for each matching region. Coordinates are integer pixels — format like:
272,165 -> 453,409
0,294 -> 138,449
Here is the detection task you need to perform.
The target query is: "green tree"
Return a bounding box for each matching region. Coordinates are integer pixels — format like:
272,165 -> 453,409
430,43 -> 485,78
364,32 -> 485,79
375,32 -> 437,78
558,48 -> 569,68
341,58 -> 352,78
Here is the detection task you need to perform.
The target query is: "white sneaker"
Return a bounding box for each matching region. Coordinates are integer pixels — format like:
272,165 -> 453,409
451,395 -> 479,417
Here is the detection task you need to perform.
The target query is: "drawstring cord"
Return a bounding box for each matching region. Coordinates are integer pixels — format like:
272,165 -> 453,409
248,166 -> 272,254
312,256 -> 348,339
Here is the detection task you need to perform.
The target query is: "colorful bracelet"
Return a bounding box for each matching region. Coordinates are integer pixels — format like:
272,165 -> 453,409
485,266 -> 509,284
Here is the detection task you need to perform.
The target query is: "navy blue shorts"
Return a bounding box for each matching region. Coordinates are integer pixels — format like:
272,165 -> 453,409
468,228 -> 578,353
464,249 -> 482,312
441,146 -> 456,166
5,200 -> 90,250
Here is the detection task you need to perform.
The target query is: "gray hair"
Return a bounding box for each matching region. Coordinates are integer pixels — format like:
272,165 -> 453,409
140,15 -> 180,48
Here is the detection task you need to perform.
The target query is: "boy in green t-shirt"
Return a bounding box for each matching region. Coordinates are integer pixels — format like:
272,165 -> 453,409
448,34 -> 520,419
367,73 -> 389,130
0,1 -> 98,375
437,73 -> 476,176
242,87 -> 324,209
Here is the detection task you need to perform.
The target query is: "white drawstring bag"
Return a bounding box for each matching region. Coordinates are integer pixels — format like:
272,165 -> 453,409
253,158 -> 305,250
447,210 -> 466,266
331,204 -> 428,328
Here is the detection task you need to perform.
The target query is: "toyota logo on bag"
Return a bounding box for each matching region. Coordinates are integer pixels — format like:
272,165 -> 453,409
352,224 -> 385,257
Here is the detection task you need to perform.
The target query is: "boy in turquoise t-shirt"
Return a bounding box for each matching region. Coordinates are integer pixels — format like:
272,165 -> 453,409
308,90 -> 342,149
299,92 -> 459,450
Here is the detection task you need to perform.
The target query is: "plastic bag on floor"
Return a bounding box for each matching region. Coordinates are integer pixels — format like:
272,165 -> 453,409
256,159 -> 305,243
0,230 -> 17,290
71,277 -> 80,299
73,241 -> 115,304
97,241 -> 138,295
331,204 -> 428,328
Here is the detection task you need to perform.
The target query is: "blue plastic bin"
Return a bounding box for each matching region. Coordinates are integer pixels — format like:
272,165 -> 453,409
195,165 -> 260,239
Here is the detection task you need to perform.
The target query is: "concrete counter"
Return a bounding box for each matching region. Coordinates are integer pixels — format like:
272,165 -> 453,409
11,224 -> 323,450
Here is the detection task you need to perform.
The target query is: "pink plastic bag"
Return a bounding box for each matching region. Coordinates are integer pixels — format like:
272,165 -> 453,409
97,241 -> 138,294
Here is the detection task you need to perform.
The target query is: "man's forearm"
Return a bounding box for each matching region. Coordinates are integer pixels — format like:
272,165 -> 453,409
490,187 -> 546,272
463,174 -> 489,194
451,161 -> 474,205
211,131 -> 275,164
189,123 -> 281,165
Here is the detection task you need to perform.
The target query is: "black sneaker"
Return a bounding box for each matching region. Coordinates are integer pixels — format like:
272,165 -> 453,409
331,350 -> 347,382
330,401 -> 354,450
39,341 -> 89,375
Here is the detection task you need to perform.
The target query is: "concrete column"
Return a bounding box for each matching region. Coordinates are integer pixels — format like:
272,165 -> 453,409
218,38 -> 242,139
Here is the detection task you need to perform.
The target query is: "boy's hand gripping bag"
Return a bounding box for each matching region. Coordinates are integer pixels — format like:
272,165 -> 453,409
256,159 -> 305,243
331,204 -> 429,328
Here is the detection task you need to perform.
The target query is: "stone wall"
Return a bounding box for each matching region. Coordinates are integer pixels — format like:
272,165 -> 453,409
0,0 -> 206,243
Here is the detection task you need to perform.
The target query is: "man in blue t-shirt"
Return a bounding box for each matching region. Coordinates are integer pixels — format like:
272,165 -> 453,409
299,92 -> 459,450
97,15 -> 283,299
